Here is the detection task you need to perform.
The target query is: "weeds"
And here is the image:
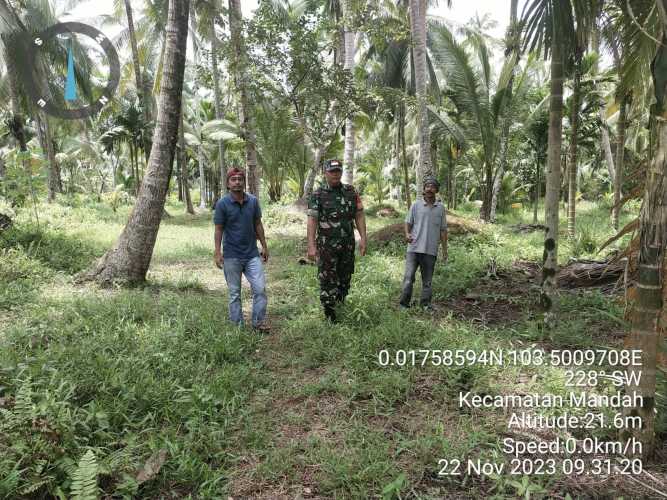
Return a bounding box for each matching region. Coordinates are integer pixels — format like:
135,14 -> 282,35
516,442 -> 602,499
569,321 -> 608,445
0,197 -> 657,499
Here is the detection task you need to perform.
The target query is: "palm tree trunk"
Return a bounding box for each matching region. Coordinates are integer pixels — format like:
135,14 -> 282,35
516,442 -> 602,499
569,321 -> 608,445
210,19 -> 227,192
229,0 -> 259,195
198,146 -> 206,208
533,154 -> 541,224
480,164 -> 493,221
623,117 -> 663,460
400,102 -> 412,209
567,54 -> 581,240
41,113 -> 62,201
85,0 -> 190,285
409,0 -> 432,192
342,0 -> 356,185
124,0 -> 152,159
179,110 -> 195,214
490,0 -> 519,222
622,14 -> 667,457
591,24 -> 615,184
304,144 -> 325,199
613,94 -> 628,230
541,37 -> 564,329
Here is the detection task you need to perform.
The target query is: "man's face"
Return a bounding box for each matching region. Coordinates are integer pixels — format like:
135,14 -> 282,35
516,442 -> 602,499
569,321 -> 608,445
228,174 -> 245,192
325,169 -> 342,186
423,183 -> 438,198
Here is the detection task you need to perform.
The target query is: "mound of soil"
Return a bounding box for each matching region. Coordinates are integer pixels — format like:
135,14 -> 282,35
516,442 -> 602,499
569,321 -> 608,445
376,206 -> 399,217
369,212 -> 480,246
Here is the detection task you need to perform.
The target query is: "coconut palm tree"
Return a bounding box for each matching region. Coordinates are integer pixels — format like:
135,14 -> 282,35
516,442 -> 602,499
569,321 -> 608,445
490,0 -> 520,222
228,0 -> 259,195
341,0 -> 356,185
428,22 -> 528,222
85,0 -> 190,285
122,0 -> 153,159
409,0 -> 432,190
362,0 -> 440,208
0,0 -> 96,202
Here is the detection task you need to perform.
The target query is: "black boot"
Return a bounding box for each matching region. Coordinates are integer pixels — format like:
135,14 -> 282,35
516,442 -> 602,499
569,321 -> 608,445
324,306 -> 337,323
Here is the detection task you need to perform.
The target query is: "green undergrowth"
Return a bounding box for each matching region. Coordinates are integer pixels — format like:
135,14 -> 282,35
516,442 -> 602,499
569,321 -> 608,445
1,196 -> 659,499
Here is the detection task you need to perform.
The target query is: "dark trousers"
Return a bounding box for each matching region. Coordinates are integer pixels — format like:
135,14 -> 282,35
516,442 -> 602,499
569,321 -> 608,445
318,238 -> 355,313
399,252 -> 436,307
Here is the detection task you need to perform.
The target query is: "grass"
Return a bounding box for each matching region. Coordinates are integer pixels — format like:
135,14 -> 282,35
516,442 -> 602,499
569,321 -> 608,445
0,195 -> 663,499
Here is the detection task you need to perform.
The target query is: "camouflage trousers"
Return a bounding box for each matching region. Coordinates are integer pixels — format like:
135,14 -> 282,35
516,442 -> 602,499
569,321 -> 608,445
317,237 -> 355,312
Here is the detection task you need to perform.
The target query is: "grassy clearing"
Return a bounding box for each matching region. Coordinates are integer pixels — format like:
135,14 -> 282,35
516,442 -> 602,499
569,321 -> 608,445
0,196 -> 663,499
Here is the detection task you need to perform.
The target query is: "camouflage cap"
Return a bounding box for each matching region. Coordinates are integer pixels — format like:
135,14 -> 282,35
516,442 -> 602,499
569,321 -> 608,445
324,159 -> 343,171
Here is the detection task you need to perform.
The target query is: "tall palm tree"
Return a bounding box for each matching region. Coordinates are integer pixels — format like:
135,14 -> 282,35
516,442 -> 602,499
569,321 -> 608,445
178,103 -> 195,214
363,0 -> 439,208
489,0 -> 520,222
1,0 -> 95,202
566,48 -> 583,239
522,0 -> 585,328
409,0 -> 432,191
85,0 -> 190,285
428,22 -> 526,222
615,0 -> 664,459
122,0 -> 153,160
228,0 -> 259,195
342,0 -> 356,185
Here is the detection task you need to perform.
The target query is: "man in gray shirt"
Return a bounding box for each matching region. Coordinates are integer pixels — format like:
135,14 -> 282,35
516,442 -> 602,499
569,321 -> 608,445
399,177 -> 448,310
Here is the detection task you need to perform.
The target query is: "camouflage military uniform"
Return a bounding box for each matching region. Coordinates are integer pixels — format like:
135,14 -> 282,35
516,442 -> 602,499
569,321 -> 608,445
308,182 -> 363,316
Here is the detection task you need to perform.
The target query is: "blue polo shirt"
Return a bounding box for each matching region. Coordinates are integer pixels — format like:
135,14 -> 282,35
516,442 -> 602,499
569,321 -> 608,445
213,193 -> 262,259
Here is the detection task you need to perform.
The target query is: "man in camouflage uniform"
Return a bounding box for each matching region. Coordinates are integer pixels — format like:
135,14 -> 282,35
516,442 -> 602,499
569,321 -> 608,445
307,159 -> 367,322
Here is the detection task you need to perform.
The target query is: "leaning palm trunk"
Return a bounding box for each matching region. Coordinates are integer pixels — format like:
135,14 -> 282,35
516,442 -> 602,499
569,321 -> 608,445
613,94 -> 628,230
567,55 -> 581,240
341,0 -> 356,185
540,38 -> 564,329
228,0 -> 259,195
84,0 -> 189,285
409,0 -> 432,191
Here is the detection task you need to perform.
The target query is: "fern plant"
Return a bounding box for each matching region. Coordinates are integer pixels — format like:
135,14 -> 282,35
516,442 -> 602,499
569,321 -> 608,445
70,450 -> 99,500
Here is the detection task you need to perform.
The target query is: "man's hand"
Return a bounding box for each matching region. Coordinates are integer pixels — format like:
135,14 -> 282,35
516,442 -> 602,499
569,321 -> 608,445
359,239 -> 367,256
405,233 -> 414,243
441,250 -> 448,263
261,247 -> 269,263
214,251 -> 224,269
307,244 -> 317,262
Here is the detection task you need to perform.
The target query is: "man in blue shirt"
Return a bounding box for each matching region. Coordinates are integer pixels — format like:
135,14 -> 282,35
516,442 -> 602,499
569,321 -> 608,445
214,168 -> 269,331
